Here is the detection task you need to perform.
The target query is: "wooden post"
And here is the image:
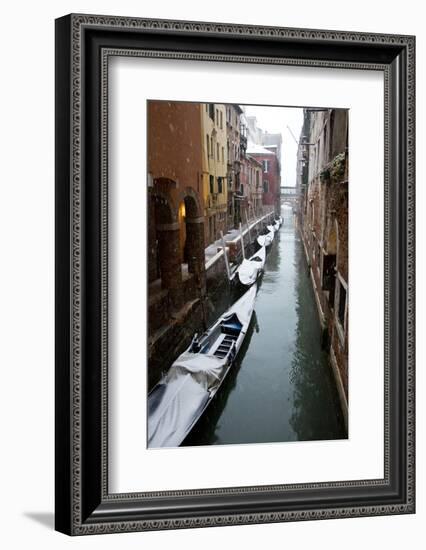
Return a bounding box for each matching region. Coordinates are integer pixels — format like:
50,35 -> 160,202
239,222 -> 245,259
251,204 -> 259,236
193,256 -> 207,330
220,231 -> 231,281
245,210 -> 252,244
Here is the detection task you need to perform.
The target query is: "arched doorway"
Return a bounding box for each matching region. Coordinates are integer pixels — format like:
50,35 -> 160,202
148,191 -> 175,283
149,184 -> 183,310
176,189 -> 206,284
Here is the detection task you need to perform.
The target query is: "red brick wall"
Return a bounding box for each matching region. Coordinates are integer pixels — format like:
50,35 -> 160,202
249,153 -> 279,207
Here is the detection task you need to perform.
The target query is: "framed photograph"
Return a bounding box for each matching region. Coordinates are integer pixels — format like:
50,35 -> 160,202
55,14 -> 415,535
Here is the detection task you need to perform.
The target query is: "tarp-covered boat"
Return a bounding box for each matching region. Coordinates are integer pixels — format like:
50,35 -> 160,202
257,230 -> 274,248
268,220 -> 281,232
147,285 -> 258,448
233,246 -> 266,286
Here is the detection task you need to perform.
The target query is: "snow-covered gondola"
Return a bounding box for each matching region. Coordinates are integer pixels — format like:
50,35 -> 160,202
257,230 -> 274,248
147,285 -> 258,448
233,245 -> 266,287
274,216 -> 283,229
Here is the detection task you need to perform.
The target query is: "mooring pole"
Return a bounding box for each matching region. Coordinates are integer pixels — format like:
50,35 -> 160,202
193,256 -> 207,330
245,210 -> 252,245
220,231 -> 231,282
239,222 -> 245,260
251,204 -> 259,236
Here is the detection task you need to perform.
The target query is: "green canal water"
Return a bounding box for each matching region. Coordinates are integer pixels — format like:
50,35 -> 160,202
183,213 -> 347,446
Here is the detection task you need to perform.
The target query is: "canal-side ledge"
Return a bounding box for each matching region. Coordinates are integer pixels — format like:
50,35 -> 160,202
299,227 -> 349,432
205,210 -> 276,272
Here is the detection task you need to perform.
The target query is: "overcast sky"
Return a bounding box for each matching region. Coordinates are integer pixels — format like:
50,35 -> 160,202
244,106 -> 304,188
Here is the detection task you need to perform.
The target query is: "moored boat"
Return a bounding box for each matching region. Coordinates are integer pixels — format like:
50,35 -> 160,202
274,216 -> 283,229
147,285 -> 258,448
257,230 -> 274,248
233,245 -> 266,286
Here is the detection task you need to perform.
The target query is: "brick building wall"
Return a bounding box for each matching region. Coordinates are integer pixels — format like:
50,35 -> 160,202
249,150 -> 280,215
297,108 -> 349,427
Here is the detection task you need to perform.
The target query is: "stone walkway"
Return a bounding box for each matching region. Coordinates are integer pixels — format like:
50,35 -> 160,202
204,210 -> 275,264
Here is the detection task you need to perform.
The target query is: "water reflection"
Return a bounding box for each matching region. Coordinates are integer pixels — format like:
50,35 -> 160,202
288,232 -> 346,440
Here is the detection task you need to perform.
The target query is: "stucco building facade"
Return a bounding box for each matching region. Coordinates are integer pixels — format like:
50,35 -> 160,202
202,103 -> 228,245
225,104 -> 244,230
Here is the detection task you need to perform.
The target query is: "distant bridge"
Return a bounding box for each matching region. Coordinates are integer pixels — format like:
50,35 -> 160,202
280,186 -> 298,208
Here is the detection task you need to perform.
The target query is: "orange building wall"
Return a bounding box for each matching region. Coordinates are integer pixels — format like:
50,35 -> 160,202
147,100 -> 204,213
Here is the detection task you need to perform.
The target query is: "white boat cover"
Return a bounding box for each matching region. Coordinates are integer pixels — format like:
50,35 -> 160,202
267,224 -> 276,233
223,283 -> 257,324
252,245 -> 266,262
148,374 -> 210,448
236,246 -> 266,286
147,285 -> 257,448
257,231 -> 274,247
236,259 -> 258,285
257,234 -> 266,246
168,353 -> 227,391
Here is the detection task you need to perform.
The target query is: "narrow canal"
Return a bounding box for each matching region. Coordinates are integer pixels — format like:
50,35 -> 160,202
184,209 -> 347,446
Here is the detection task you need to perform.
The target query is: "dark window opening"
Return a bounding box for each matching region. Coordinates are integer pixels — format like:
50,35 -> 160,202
209,103 -> 215,120
209,175 -> 214,194
322,254 -> 336,307
218,177 -> 223,194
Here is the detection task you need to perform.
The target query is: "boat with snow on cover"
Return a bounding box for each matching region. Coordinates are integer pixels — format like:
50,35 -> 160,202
147,284 -> 258,448
257,230 -> 274,248
232,245 -> 266,287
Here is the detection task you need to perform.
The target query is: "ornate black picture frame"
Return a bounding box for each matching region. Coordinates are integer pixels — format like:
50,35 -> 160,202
55,14 -> 415,535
